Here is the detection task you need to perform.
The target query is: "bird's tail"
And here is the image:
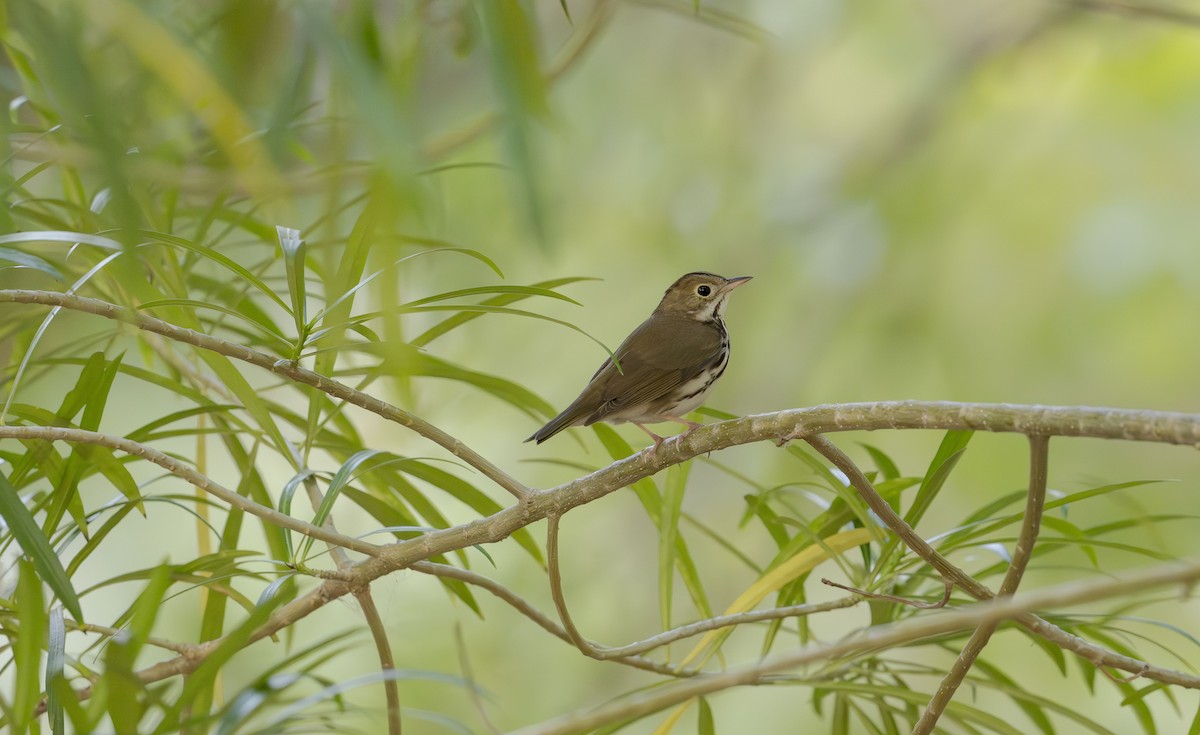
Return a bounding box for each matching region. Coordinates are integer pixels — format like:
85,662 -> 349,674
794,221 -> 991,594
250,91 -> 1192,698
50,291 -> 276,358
525,403 -> 590,444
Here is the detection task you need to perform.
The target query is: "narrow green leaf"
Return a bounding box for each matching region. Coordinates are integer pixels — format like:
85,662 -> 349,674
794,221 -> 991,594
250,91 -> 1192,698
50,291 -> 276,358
277,469 -> 315,561
0,230 -> 122,250
742,492 -> 790,548
332,303 -> 618,362
55,351 -> 107,423
13,559 -> 46,735
785,443 -> 848,493
411,276 -> 596,347
904,430 -> 973,528
46,606 -> 66,735
971,659 -> 1055,735
474,0 -> 549,242
255,573 -> 297,608
940,480 -> 1166,554
0,472 -> 84,621
260,669 -> 479,729
135,298 -> 290,345
103,569 -> 175,735
131,229 -> 291,312
277,225 -> 307,336
342,487 -> 481,614
88,447 -> 142,512
593,424 -> 712,621
190,440 -> 265,722
80,351 -> 122,432
0,245 -> 63,280
154,584 -> 283,734
45,445 -> 90,539
698,697 -> 715,735
1041,515 -> 1099,567
399,460 -> 543,564
859,443 -> 901,481
297,449 -> 385,562
125,405 -> 242,442
328,346 -> 556,419
659,461 -> 690,632
403,285 -> 581,308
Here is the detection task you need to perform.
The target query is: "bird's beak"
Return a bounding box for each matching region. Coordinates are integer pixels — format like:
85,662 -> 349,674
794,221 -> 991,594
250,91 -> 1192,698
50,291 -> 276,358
723,276 -> 752,292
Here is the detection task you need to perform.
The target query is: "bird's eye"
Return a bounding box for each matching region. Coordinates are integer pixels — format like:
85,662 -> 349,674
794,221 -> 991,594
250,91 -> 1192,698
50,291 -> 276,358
696,285 -> 712,297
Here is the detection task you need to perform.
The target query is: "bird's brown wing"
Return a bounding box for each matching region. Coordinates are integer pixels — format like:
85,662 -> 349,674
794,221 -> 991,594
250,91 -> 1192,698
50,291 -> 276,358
584,315 -> 723,423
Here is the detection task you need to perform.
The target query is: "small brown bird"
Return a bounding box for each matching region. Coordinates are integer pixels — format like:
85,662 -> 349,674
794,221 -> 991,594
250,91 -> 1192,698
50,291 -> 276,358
526,272 -> 751,450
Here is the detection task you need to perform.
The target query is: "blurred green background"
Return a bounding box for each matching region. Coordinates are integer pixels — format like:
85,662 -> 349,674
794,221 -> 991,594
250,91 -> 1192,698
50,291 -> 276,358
2,0 -> 1199,732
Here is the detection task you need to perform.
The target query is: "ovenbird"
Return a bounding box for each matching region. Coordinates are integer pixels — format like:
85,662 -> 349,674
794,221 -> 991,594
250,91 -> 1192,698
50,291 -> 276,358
526,272 -> 751,450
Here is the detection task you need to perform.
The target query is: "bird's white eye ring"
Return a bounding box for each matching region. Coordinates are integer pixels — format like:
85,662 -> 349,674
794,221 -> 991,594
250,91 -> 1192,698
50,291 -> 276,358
697,285 -> 712,296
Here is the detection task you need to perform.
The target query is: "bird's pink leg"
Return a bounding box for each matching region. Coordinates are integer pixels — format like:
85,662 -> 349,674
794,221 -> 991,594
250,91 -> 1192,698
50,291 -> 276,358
632,422 -> 668,453
667,415 -> 700,432
664,416 -> 704,438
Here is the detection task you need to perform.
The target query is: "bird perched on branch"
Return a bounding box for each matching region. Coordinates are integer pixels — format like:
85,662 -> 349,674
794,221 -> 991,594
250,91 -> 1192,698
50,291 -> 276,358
526,272 -> 751,451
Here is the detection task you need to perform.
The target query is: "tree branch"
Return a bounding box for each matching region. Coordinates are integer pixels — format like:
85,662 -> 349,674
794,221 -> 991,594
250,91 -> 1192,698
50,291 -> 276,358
0,289 -> 531,500
13,398 -> 1200,698
0,425 -> 380,556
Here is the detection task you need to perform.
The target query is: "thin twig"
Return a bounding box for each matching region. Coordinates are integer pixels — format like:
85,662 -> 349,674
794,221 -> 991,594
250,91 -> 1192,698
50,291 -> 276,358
70,621 -> 197,656
912,434 -> 1050,734
415,560 -> 858,661
358,591 -> 402,735
820,576 -> 953,610
545,514 -> 603,658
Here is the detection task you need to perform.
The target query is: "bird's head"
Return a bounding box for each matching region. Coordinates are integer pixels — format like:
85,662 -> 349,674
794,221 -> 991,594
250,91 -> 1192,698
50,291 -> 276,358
655,272 -> 752,321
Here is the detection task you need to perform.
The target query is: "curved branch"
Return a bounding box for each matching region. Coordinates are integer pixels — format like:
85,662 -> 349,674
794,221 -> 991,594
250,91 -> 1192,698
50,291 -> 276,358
545,515 -> 862,660
411,560 -> 684,677
0,289 -> 530,500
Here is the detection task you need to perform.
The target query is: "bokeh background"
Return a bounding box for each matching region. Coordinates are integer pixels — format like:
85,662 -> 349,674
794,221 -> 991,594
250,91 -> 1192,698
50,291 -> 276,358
2,0 -> 1200,732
